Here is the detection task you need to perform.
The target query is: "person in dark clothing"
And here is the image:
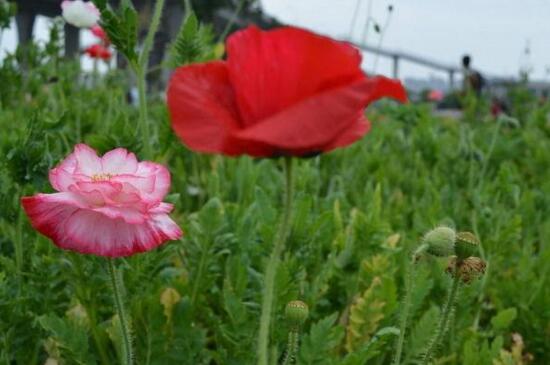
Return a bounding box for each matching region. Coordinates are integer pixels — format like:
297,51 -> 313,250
461,54 -> 485,96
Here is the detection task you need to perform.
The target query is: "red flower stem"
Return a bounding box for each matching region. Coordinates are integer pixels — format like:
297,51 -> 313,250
107,259 -> 134,365
257,157 -> 294,365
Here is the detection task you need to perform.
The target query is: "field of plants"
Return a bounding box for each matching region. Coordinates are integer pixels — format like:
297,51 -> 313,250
1,1 -> 550,365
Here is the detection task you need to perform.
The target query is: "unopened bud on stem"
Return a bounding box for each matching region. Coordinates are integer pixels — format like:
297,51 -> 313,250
455,231 -> 480,260
423,226 -> 456,257
285,300 -> 309,328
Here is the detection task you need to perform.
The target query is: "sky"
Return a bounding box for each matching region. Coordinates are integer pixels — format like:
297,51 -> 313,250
1,0 -> 549,81
260,0 -> 550,81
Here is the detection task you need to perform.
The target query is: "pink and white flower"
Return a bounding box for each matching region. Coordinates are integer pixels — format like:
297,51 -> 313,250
61,0 -> 100,29
21,144 -> 183,257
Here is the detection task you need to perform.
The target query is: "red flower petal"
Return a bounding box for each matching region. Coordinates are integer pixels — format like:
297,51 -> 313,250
167,61 -> 273,156
323,114 -> 371,152
226,26 -> 364,125
233,76 -> 406,152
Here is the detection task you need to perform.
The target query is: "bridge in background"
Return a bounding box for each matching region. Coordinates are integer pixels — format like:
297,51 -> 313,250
350,40 -> 550,95
350,40 -> 461,89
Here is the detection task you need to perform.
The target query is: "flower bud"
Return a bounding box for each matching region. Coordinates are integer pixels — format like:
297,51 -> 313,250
446,256 -> 486,284
455,231 -> 480,260
285,300 -> 309,328
423,226 -> 456,257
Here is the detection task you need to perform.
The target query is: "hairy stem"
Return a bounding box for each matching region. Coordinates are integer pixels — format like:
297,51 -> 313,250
421,269 -> 461,364
107,260 -> 133,365
392,243 -> 428,365
257,157 -> 294,365
281,329 -> 299,365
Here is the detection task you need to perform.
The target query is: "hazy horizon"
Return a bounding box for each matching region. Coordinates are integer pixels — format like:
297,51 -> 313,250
1,0 -> 549,82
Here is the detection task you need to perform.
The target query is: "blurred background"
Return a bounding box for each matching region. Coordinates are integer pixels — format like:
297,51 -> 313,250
1,0 -> 549,95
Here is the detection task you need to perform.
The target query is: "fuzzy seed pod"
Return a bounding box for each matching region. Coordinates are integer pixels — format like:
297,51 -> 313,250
423,226 -> 456,257
446,256 -> 486,284
455,231 -> 480,260
285,300 -> 309,328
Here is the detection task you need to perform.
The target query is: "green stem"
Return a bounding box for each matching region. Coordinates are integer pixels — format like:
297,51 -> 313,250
281,329 -> 299,365
218,0 -> 248,42
477,118 -> 502,190
184,0 -> 193,14
139,0 -> 165,70
107,260 -> 134,365
135,66 -> 152,158
132,0 -> 165,158
421,270 -> 461,365
392,244 -> 428,365
15,204 -> 24,276
257,157 -> 295,365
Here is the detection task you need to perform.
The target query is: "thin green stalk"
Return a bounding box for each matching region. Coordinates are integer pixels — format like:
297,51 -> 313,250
135,68 -> 152,158
392,243 -> 428,365
281,330 -> 299,365
132,0 -> 165,158
15,203 -> 24,276
420,270 -> 461,365
184,0 -> 193,14
107,260 -> 134,365
257,157 -> 295,365
218,0 -> 248,42
360,0 -> 374,43
372,8 -> 393,72
348,0 -> 362,38
477,118 -> 502,190
190,242 -> 209,308
139,0 -> 165,70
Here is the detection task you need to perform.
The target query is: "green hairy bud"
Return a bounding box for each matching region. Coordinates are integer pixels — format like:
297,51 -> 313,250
285,300 -> 309,328
455,231 -> 480,260
423,226 -> 456,257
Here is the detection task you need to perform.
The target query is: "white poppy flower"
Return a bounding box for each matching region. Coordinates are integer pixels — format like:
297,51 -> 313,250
61,0 -> 100,29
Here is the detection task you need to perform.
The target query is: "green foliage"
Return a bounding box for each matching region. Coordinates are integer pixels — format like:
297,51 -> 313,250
1,23 -> 550,365
38,314 -> 96,365
491,308 -> 518,332
169,12 -> 218,67
0,0 -> 16,29
93,0 -> 139,64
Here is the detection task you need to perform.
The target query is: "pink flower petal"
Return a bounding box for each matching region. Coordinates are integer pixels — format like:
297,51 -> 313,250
101,148 -> 138,174
150,202 -> 174,214
49,167 -> 77,192
73,144 -> 102,175
22,193 -> 182,257
135,162 -> 171,202
22,143 -> 183,257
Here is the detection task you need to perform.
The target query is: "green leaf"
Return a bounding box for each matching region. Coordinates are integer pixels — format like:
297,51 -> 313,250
38,314 -> 96,365
169,11 -> 217,67
491,307 -> 517,331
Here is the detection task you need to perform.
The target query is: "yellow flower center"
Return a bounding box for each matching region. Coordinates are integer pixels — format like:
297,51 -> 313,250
91,173 -> 114,182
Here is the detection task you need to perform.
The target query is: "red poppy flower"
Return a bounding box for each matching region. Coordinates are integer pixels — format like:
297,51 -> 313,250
84,44 -> 112,60
90,25 -> 109,44
167,26 -> 407,157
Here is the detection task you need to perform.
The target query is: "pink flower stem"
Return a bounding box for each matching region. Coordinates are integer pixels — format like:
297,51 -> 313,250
107,259 -> 134,365
257,157 -> 294,365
